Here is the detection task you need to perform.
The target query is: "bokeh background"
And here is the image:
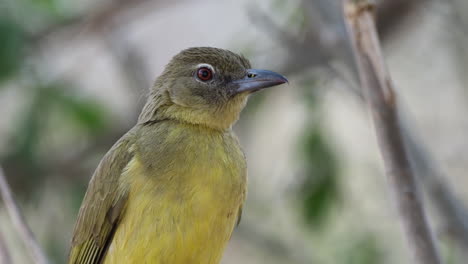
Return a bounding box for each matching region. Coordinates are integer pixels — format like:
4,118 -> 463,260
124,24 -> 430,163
1,0 -> 468,263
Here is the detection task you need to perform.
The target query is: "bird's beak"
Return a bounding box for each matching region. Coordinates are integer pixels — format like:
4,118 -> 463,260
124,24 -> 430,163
233,69 -> 288,94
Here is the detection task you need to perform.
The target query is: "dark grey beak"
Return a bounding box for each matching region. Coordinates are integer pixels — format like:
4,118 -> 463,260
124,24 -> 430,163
233,69 -> 288,94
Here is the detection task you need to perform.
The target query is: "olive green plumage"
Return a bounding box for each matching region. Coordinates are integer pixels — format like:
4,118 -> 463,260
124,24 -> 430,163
139,47 -> 252,130
68,47 -> 287,264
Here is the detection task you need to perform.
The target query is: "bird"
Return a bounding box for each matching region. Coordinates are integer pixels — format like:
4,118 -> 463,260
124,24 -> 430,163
68,47 -> 288,264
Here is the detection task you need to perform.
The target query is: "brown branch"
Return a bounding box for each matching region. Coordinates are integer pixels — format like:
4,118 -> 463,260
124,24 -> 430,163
342,1 -> 441,264
0,166 -> 50,264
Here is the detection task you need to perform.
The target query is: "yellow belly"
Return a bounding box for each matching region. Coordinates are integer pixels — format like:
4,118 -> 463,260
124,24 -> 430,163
103,151 -> 245,264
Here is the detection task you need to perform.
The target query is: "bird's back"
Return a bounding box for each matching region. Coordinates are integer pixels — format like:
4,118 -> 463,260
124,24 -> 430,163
102,121 -> 247,264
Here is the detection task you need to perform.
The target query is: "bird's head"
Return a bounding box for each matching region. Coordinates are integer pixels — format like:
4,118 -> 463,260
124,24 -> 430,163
139,47 -> 288,130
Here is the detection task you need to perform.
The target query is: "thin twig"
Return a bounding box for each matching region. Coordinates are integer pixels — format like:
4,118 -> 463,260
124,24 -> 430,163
0,231 -> 12,264
342,1 -> 441,264
0,166 -> 50,264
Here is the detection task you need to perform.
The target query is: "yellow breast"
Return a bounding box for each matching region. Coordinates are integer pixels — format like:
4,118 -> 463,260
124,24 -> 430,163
103,127 -> 246,264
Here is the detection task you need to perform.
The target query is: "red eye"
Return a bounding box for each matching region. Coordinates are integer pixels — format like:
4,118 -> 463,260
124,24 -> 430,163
196,67 -> 213,81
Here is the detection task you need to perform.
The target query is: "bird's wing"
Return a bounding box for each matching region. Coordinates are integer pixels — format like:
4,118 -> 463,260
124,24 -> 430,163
68,131 -> 135,264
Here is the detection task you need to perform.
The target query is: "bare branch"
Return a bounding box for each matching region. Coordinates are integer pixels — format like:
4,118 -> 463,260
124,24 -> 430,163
342,1 -> 441,264
250,0 -> 468,255
0,231 -> 12,264
0,166 -> 50,264
401,120 -> 468,250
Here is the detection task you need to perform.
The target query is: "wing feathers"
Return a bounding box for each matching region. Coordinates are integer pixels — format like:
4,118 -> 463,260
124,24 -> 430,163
68,130 -> 136,264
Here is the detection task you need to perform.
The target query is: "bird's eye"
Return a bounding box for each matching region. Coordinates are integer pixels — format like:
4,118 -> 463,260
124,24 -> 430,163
196,67 -> 213,82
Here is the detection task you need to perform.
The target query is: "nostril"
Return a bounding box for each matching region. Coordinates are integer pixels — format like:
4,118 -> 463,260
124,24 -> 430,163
247,73 -> 257,78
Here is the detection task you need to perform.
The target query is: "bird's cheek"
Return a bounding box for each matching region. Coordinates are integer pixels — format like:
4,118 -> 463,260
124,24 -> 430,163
226,84 -> 242,98
168,86 -> 199,108
168,90 -> 189,107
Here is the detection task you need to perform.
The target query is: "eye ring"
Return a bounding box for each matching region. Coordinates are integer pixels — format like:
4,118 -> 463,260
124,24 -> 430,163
196,66 -> 214,82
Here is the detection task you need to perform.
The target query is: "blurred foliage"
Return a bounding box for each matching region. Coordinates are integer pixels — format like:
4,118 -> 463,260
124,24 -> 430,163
270,0 -> 307,32
295,77 -> 384,263
300,126 -> 340,228
0,0 -> 110,256
294,77 -> 340,228
0,18 -> 25,82
0,1 -> 121,261
46,85 -> 109,133
440,237 -> 458,264
3,82 -> 109,194
339,235 -> 383,264
30,0 -> 62,15
0,0 -> 433,263
0,0 -> 110,197
285,3 -> 306,30
6,0 -> 76,30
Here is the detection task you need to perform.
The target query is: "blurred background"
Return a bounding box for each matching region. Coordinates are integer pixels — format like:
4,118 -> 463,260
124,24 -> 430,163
1,0 -> 468,263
